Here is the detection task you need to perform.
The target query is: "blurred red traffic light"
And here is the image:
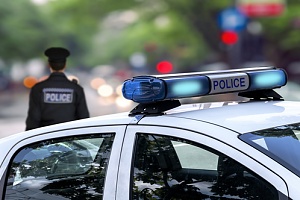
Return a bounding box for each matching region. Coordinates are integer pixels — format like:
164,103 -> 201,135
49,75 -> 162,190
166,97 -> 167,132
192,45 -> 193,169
221,31 -> 239,45
156,61 -> 173,74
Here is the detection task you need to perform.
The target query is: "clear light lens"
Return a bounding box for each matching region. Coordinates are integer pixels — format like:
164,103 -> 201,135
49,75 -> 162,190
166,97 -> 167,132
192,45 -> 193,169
165,76 -> 210,99
248,70 -> 287,89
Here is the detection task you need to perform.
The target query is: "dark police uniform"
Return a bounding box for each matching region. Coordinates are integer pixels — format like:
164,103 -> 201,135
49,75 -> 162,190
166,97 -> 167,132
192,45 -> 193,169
25,72 -> 90,130
25,47 -> 89,130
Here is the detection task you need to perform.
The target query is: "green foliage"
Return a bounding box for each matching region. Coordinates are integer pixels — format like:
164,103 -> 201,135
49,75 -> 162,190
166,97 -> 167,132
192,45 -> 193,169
85,0 -> 219,71
0,0 -> 52,62
1,0 -> 299,71
88,8 -> 207,70
259,5 -> 300,49
252,1 -> 300,65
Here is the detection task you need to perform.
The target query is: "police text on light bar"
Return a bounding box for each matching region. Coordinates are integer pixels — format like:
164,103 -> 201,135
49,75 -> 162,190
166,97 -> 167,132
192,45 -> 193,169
122,67 -> 287,103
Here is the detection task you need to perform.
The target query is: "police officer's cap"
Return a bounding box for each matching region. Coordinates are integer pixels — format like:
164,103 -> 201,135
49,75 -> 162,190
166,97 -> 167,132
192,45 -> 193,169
44,47 -> 70,63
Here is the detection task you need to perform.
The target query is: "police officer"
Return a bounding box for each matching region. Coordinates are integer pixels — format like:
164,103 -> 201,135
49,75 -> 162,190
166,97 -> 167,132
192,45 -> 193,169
25,47 -> 90,130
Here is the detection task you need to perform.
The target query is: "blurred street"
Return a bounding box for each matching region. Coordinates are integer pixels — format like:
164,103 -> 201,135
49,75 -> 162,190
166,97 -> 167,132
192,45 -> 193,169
0,91 -> 27,137
0,79 -> 135,137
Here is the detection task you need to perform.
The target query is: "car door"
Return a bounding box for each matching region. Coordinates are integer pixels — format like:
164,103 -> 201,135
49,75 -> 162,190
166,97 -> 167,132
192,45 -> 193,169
117,124 -> 289,200
0,126 -> 126,200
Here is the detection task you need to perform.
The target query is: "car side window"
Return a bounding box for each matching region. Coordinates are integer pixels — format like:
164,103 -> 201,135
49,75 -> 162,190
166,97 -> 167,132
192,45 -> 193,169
132,133 -> 279,199
4,133 -> 115,200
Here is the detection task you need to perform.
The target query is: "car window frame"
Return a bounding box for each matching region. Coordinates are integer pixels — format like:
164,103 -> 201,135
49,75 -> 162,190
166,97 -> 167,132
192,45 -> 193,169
118,124 -> 289,200
0,125 -> 127,200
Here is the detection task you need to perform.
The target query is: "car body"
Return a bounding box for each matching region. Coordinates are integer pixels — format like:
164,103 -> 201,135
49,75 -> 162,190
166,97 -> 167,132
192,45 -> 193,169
0,67 -> 299,199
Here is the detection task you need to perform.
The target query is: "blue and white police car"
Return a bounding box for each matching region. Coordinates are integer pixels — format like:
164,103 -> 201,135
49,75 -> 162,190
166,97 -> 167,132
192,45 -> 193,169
0,66 -> 299,199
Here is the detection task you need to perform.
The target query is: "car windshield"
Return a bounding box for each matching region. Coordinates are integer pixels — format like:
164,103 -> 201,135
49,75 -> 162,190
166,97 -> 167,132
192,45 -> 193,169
240,123 -> 300,177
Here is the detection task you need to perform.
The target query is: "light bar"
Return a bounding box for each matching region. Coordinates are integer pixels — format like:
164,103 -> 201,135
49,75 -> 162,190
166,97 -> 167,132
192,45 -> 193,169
122,67 -> 287,103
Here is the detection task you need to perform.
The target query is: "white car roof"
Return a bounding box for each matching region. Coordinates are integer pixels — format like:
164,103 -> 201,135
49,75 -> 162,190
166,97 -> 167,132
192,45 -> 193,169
3,98 -> 300,142
155,100 -> 300,133
5,100 -> 300,142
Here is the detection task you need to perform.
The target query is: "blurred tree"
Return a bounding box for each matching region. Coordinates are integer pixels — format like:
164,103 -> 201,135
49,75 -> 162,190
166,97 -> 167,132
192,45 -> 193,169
85,0 -> 236,72
0,0 -> 54,63
87,2 -> 209,72
2,0 -> 300,74
163,0 -> 233,53
258,0 -> 300,67
42,0 -> 140,67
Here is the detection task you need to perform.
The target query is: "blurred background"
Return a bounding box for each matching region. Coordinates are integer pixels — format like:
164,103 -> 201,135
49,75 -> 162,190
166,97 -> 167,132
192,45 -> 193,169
1,0 -> 300,135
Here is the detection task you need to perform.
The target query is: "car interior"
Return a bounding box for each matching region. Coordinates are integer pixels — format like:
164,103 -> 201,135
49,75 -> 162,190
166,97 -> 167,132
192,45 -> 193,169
132,133 -> 279,200
4,134 -> 115,199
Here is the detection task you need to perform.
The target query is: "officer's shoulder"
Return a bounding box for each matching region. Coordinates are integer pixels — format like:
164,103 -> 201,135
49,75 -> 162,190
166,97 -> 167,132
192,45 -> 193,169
71,79 -> 78,84
31,79 -> 47,89
66,77 -> 79,85
69,78 -> 84,90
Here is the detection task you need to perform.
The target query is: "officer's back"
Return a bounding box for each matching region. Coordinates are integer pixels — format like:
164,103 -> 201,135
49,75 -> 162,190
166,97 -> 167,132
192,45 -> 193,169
25,47 -> 89,130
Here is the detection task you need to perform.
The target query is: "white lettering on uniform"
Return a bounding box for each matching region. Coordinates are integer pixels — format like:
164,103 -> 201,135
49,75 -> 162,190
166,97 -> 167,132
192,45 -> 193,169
46,93 -> 72,102
43,88 -> 74,103
207,73 -> 249,94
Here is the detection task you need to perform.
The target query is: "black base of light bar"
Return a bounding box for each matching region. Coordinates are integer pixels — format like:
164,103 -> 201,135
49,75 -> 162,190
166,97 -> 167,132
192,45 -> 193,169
238,89 -> 283,100
129,100 -> 181,116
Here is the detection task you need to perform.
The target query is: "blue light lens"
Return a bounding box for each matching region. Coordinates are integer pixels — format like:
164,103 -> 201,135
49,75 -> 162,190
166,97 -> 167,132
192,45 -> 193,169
164,76 -> 210,99
122,77 -> 166,103
248,69 -> 287,90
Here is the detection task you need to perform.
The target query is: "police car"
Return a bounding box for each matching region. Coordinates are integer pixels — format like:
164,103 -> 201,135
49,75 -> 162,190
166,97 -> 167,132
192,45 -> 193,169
1,66 -> 299,199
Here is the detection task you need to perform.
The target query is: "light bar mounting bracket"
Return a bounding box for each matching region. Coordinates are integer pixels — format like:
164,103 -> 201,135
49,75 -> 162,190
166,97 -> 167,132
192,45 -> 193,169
129,100 -> 181,116
238,89 -> 283,100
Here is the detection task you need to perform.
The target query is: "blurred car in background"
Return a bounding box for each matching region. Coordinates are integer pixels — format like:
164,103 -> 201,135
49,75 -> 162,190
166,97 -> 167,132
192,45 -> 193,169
0,71 -> 10,91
